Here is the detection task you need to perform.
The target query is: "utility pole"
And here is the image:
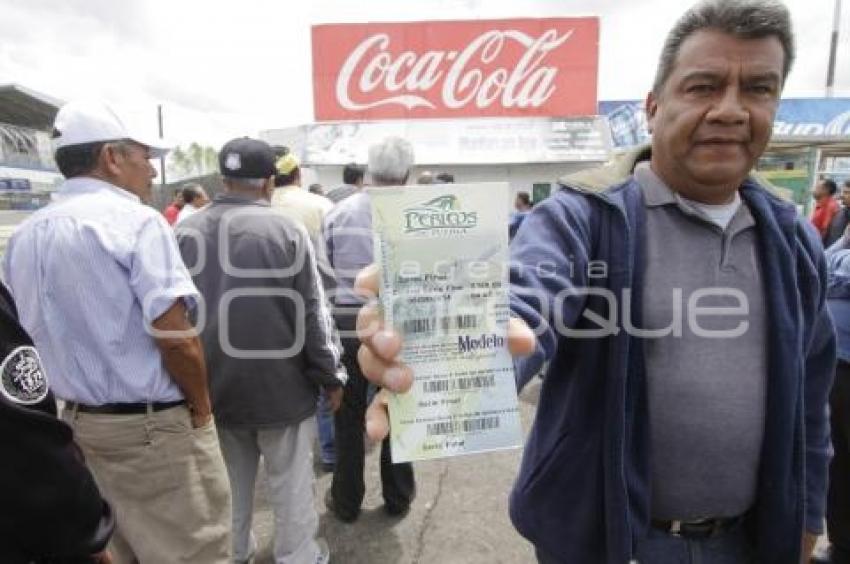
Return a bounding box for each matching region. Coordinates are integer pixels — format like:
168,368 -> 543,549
157,104 -> 167,186
827,0 -> 842,98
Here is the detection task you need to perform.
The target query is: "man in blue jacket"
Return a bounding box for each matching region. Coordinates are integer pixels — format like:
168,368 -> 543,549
353,1 -> 834,562
816,236 -> 850,563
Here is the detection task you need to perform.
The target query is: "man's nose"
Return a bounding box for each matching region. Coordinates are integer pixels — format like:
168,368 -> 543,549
706,86 -> 748,125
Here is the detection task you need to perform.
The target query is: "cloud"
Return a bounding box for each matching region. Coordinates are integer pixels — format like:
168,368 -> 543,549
5,0 -> 152,45
0,0 -> 846,148
144,72 -> 237,114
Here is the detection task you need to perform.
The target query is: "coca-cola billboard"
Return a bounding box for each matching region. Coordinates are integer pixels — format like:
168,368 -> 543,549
312,18 -> 599,121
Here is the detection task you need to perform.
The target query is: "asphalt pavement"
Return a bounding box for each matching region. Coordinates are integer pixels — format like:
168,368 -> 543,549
250,381 -> 543,564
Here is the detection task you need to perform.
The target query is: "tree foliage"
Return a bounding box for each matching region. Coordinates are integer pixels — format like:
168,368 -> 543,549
167,142 -> 218,180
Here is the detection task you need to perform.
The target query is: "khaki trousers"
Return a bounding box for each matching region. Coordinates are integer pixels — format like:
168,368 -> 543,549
64,404 -> 232,564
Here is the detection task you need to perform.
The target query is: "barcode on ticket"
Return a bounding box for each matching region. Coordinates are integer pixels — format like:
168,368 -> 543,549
402,314 -> 479,335
422,374 -> 496,394
425,416 -> 501,436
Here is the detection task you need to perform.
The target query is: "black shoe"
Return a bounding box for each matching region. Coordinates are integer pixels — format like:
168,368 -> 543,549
325,489 -> 358,523
383,500 -> 411,518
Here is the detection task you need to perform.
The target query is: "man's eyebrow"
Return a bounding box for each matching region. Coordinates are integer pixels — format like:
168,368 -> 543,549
679,70 -> 723,82
679,69 -> 782,83
742,71 -> 782,83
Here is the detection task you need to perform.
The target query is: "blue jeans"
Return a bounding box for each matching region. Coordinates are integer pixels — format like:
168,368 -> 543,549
633,526 -> 755,564
536,525 -> 755,564
316,394 -> 335,465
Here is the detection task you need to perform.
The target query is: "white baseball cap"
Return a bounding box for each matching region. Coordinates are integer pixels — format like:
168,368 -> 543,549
52,99 -> 171,158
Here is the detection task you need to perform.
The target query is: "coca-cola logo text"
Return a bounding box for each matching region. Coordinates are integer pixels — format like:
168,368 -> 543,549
336,29 -> 572,112
312,19 -> 599,120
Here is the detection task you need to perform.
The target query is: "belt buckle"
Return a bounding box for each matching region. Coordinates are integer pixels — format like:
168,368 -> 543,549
676,518 -> 718,539
669,520 -> 683,537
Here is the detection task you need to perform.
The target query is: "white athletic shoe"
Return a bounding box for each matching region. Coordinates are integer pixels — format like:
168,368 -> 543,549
316,537 -> 330,564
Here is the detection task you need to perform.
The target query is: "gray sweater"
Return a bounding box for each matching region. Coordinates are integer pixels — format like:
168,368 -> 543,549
636,164 -> 767,520
176,194 -> 345,427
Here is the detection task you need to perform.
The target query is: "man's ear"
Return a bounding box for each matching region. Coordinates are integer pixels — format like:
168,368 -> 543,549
99,143 -> 122,177
645,91 -> 658,134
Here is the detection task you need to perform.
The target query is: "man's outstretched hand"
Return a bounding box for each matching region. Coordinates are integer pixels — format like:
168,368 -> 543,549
354,264 -> 537,441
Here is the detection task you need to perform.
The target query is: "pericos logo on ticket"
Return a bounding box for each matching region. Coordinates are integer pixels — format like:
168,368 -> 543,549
402,194 -> 478,234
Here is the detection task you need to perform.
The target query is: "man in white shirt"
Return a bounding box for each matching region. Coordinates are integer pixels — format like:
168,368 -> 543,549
175,182 -> 209,224
271,152 -> 333,238
3,100 -> 231,564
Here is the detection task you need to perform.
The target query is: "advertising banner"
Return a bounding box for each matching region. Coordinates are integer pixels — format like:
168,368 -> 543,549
262,116 -> 612,165
312,18 -> 599,121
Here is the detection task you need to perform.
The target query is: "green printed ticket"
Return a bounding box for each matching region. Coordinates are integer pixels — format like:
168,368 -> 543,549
370,182 -> 522,463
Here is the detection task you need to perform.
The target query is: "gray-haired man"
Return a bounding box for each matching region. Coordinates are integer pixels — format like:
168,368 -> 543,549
355,2 -> 835,563
322,137 -> 417,522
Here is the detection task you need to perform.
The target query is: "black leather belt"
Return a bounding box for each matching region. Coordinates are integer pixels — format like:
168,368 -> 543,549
66,399 -> 186,415
651,515 -> 745,539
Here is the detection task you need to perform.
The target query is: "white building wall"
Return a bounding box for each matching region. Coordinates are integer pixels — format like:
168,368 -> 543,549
305,161 -> 597,200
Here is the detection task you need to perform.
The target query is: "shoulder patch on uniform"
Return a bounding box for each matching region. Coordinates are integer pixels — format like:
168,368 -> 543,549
0,346 -> 48,405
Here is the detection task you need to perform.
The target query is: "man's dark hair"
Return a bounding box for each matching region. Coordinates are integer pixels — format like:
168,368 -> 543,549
823,178 -> 838,196
343,163 -> 366,185
517,191 -> 533,207
54,140 -> 135,179
652,0 -> 795,95
436,172 -> 455,183
181,183 -> 204,204
844,179 -> 850,190
54,142 -> 108,179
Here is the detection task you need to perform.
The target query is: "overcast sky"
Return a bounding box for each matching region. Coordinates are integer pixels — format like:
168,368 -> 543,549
1,0 -> 848,147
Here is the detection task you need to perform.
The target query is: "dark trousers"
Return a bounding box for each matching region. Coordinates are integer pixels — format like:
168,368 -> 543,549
828,360 -> 850,559
330,311 -> 415,516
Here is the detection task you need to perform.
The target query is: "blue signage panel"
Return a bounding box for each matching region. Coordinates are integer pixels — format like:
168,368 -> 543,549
599,98 -> 850,148
7,178 -> 31,191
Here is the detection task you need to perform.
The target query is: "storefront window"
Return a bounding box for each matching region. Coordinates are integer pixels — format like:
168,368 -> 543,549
757,151 -> 815,209
532,182 -> 552,204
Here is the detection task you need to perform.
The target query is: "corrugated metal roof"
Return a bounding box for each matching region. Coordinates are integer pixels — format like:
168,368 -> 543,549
769,135 -> 850,155
0,84 -> 62,130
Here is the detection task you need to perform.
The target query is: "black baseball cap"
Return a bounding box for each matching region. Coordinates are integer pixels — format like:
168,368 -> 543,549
219,137 -> 277,179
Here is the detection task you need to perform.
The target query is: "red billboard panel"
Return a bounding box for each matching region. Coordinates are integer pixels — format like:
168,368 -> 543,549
312,18 -> 599,121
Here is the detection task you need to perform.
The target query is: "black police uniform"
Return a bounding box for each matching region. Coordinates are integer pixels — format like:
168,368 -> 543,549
0,283 -> 114,563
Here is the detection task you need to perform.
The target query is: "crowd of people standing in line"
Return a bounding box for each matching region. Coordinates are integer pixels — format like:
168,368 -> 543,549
5,1 -> 850,563
1,96 -> 444,561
